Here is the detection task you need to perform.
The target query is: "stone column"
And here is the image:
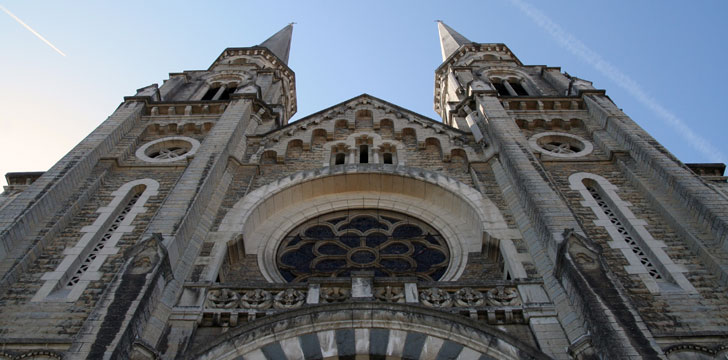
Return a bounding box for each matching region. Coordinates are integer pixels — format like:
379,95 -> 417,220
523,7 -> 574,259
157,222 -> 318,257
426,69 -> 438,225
211,85 -> 227,100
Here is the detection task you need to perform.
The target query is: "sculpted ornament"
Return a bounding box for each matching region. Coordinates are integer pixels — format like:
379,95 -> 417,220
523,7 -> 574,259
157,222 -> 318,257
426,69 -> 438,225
320,287 -> 350,303
240,289 -> 273,310
374,286 -> 405,303
273,289 -> 306,309
454,287 -> 485,307
419,288 -> 452,308
207,289 -> 240,309
236,70 -> 259,96
486,286 -> 519,306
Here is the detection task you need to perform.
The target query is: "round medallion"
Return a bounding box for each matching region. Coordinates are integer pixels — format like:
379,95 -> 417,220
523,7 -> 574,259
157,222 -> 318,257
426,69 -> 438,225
136,136 -> 201,163
528,132 -> 593,158
276,210 -> 450,282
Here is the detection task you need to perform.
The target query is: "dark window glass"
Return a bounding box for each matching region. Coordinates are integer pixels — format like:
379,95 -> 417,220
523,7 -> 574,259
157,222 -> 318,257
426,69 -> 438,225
492,82 -> 510,96
218,86 -> 237,100
201,87 -> 219,100
509,81 -> 529,96
276,210 -> 450,282
360,145 -> 369,163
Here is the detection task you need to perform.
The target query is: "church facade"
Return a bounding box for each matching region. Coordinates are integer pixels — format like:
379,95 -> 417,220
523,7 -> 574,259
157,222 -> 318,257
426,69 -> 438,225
0,22 -> 727,359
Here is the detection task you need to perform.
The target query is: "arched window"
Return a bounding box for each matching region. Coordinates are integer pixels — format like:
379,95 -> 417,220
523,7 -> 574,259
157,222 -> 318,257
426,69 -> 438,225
201,82 -> 238,100
568,172 -> 696,294
490,76 -> 531,96
33,179 -> 160,302
330,144 -> 350,166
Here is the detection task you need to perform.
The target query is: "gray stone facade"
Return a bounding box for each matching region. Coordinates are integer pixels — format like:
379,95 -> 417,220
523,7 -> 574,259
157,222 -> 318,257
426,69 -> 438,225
0,22 -> 726,359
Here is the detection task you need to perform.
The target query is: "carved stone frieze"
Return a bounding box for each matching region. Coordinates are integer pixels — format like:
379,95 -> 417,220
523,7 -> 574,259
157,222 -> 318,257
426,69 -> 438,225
240,289 -> 273,310
374,286 -> 405,303
320,287 -> 350,303
420,287 -> 453,308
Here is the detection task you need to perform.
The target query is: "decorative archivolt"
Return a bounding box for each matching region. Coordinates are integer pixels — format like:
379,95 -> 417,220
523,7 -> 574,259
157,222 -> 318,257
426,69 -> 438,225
191,303 -> 548,360
33,179 -> 159,302
568,172 -> 695,294
211,167 -> 523,283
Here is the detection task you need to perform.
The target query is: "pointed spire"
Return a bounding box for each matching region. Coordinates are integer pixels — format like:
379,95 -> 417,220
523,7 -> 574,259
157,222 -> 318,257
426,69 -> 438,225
259,23 -> 294,64
437,21 -> 471,61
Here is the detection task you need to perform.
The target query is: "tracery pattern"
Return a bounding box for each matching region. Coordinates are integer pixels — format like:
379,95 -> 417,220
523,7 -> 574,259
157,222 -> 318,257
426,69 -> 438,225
67,192 -> 142,287
587,186 -> 662,279
276,210 -> 449,282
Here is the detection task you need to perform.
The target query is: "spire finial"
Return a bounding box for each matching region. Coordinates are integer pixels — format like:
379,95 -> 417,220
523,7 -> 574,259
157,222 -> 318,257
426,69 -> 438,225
437,21 -> 471,61
260,24 -> 294,64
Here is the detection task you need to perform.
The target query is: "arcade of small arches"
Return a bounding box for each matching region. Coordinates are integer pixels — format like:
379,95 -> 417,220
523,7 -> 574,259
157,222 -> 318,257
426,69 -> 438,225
256,126 -> 473,167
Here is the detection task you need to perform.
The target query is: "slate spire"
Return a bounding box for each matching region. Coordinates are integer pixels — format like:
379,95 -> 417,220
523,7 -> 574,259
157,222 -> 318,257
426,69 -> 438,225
259,23 -> 293,64
437,21 -> 471,61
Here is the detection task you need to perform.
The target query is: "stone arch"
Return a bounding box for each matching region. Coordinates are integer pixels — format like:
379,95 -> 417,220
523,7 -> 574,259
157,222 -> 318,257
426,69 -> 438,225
310,128 -> 328,148
379,118 -> 394,137
260,150 -> 278,164
569,118 -> 584,129
425,137 -> 443,159
334,119 -> 349,137
450,148 -> 468,164
284,139 -> 303,160
401,127 -> 417,145
215,166 -> 513,283
515,119 -> 527,129
190,303 -> 550,360
355,109 -> 373,128
549,118 -> 563,130
484,68 -> 537,96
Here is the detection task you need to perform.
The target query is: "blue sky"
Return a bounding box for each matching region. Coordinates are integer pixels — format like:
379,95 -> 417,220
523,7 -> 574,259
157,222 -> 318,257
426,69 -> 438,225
1,1 -> 727,186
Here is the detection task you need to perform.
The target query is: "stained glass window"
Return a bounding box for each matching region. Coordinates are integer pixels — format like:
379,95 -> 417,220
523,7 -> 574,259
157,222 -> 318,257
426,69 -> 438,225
276,210 -> 450,282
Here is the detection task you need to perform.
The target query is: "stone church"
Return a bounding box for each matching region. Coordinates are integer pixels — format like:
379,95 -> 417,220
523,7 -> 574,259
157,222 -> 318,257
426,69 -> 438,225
0,22 -> 727,359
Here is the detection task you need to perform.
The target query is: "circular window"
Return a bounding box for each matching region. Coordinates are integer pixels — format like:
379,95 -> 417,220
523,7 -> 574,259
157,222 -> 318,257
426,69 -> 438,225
276,210 -> 450,282
136,136 -> 201,163
529,132 -> 593,158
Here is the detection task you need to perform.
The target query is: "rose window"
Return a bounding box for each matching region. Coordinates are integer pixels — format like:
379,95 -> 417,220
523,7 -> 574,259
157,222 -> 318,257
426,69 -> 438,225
276,210 -> 450,282
149,146 -> 188,159
135,136 -> 201,163
541,141 -> 580,154
528,132 -> 593,158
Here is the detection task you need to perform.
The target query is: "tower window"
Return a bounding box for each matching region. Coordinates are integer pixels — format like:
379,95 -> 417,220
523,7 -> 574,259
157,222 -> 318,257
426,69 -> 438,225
335,153 -> 346,165
383,153 -> 393,164
493,82 -> 510,96
509,81 -> 529,96
201,87 -> 219,100
218,86 -> 237,100
360,145 -> 369,163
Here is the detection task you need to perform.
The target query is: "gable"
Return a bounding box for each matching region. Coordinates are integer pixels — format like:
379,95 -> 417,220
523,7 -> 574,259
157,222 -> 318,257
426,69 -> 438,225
246,94 -> 483,166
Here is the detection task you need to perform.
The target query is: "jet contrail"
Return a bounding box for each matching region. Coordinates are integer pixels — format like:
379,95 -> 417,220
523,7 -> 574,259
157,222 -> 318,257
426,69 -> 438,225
508,0 -> 725,163
0,4 -> 66,57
